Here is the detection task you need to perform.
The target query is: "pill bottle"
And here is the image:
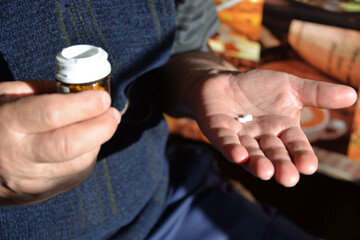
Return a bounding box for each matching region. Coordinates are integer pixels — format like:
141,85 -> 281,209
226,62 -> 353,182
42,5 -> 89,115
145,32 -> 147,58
55,44 -> 111,93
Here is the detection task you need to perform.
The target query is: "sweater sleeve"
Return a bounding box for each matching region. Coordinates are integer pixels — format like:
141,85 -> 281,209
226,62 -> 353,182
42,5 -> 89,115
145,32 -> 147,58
171,0 -> 220,54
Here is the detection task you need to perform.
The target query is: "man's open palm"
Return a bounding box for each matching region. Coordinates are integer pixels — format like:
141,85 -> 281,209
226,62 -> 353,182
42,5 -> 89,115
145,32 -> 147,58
194,69 -> 357,187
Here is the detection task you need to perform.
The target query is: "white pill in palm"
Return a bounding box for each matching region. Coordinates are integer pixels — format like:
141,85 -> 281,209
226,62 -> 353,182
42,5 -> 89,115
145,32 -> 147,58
237,117 -> 247,123
243,114 -> 253,122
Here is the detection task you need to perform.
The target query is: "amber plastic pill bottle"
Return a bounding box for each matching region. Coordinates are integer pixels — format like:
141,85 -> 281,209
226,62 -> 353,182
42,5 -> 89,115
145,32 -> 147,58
55,45 -> 111,93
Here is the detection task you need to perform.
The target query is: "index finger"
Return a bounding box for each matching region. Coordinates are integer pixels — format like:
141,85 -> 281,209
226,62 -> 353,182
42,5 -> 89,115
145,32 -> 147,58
0,80 -> 57,96
1,90 -> 112,133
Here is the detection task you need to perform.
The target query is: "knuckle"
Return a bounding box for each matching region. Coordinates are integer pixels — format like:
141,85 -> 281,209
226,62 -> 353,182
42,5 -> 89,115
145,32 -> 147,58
0,163 -> 33,195
0,102 -> 15,126
34,133 -> 74,161
10,179 -> 36,194
49,134 -> 75,160
39,99 -> 62,128
1,162 -> 54,197
3,175 -> 43,195
59,136 -> 76,160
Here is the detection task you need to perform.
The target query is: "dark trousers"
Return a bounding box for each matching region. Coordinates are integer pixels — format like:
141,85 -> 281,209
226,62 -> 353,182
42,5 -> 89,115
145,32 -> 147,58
148,137 -> 320,240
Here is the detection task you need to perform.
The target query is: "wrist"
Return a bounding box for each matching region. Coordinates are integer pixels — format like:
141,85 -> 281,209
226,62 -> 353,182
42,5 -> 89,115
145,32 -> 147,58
162,51 -> 239,118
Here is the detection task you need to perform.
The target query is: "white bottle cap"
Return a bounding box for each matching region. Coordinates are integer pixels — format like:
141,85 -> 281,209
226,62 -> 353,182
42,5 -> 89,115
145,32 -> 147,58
55,45 -> 111,84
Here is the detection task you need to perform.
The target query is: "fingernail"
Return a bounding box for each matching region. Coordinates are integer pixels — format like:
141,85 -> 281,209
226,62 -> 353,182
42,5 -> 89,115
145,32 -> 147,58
101,92 -> 111,107
112,108 -> 121,124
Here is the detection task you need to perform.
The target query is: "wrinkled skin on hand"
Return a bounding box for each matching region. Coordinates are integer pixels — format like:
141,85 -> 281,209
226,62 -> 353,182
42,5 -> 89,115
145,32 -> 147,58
192,69 -> 357,187
0,80 -> 120,205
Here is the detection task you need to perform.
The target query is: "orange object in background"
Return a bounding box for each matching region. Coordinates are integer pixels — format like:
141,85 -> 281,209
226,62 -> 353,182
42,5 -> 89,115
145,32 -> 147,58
215,0 -> 265,41
164,114 -> 210,144
209,0 -> 264,62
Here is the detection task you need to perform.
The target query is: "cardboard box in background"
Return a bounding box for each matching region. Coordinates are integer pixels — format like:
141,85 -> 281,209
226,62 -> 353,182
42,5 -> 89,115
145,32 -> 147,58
288,20 -> 360,88
215,0 -> 264,41
209,0 -> 264,63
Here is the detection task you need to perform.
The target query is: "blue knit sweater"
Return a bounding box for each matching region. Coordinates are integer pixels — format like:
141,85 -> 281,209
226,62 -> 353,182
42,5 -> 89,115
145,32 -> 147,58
0,1 -> 175,239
